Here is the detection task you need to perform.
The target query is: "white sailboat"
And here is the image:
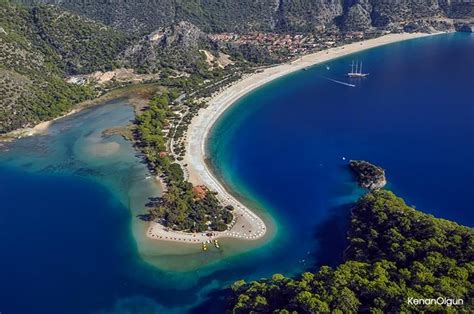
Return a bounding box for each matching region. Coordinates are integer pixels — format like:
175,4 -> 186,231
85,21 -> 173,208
347,60 -> 369,78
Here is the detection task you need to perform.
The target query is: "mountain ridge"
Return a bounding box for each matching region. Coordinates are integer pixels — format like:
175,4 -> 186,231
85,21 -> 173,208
13,0 -> 474,34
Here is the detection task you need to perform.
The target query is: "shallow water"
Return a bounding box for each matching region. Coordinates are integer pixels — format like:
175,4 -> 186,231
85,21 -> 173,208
208,31 -> 474,276
0,33 -> 473,313
0,99 -> 280,313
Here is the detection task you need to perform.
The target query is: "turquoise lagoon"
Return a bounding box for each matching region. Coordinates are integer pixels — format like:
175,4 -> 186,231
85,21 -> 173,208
0,33 -> 473,313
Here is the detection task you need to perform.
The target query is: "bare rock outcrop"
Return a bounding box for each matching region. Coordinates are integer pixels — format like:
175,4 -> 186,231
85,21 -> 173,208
349,160 -> 387,191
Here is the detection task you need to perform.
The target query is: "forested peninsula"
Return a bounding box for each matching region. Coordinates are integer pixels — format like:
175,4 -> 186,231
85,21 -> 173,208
228,167 -> 473,312
135,91 -> 234,232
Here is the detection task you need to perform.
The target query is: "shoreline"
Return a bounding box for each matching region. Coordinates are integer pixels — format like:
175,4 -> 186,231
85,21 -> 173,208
1,108 -> 82,141
2,32 -> 446,246
146,32 -> 446,244
0,83 -> 162,142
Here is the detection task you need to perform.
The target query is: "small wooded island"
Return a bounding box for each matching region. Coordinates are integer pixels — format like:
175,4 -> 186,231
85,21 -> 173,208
349,160 -> 387,191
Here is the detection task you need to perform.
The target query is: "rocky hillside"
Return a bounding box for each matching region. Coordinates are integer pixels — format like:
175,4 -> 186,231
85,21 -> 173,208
341,0 -> 473,32
121,21 -> 218,74
2,0 -> 472,133
1,1 -> 271,134
2,0 -> 472,135
0,1 -> 128,133
14,0 -> 474,33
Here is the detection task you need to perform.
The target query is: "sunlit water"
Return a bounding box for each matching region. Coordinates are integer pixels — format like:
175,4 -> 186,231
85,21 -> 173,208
208,32 -> 474,278
0,33 -> 473,313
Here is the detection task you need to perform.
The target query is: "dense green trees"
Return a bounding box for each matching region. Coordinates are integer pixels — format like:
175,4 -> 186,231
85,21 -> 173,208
135,91 -> 233,232
229,190 -> 473,313
0,1 -> 127,133
0,0 -> 258,134
346,191 -> 473,268
31,5 -> 129,75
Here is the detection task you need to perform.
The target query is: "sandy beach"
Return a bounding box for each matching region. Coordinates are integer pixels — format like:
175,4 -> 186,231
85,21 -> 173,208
147,32 -> 445,244
1,108 -> 81,141
2,32 -> 441,245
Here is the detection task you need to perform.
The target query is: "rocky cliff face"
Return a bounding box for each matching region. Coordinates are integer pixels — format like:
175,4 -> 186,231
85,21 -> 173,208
158,21 -> 211,49
277,0 -> 344,31
344,0 -> 473,31
120,21 -> 217,73
370,0 -> 443,26
342,1 -> 373,31
443,0 -> 474,18
12,0 -> 474,33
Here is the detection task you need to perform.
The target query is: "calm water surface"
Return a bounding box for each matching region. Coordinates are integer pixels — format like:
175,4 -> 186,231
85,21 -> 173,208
208,32 -> 474,277
0,33 -> 473,313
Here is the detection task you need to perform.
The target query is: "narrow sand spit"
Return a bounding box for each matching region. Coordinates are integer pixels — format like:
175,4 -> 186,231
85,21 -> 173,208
148,32 -> 443,244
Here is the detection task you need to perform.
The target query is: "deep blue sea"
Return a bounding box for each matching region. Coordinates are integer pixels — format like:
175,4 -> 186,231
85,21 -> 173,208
0,33 -> 473,313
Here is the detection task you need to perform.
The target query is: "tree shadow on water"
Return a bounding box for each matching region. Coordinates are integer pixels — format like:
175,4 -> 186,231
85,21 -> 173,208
186,262 -> 263,313
307,202 -> 354,272
188,287 -> 231,314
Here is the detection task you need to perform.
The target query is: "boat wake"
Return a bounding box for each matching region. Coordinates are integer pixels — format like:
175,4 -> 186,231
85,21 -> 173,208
321,76 -> 356,87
